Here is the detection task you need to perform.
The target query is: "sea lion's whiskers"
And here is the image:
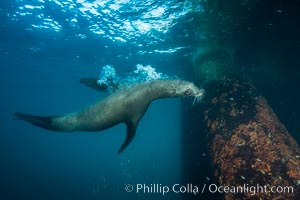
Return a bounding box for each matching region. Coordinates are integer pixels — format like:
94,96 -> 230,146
192,96 -> 197,106
197,95 -> 202,103
192,95 -> 202,106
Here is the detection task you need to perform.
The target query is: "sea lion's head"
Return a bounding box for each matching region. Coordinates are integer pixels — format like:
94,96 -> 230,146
172,80 -> 205,103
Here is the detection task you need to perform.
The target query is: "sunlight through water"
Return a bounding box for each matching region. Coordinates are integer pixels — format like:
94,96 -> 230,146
8,0 -> 203,50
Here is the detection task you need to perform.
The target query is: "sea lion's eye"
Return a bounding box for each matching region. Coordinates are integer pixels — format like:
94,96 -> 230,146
184,89 -> 191,95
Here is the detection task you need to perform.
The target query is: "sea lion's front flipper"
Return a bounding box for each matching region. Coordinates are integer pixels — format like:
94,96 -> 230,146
118,121 -> 137,154
79,78 -> 119,93
79,78 -> 107,92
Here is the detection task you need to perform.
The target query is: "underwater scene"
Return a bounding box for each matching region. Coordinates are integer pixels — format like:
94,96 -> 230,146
0,0 -> 299,199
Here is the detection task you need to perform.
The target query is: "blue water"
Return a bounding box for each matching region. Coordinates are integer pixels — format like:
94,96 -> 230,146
0,0 -> 202,199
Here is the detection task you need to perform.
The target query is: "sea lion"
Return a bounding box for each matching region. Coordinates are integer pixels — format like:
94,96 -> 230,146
14,79 -> 204,153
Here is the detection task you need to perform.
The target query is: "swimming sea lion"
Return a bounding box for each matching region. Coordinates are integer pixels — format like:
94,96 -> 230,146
14,79 -> 204,153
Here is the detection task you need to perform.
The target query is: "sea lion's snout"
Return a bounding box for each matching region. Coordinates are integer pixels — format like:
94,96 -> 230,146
196,88 -> 205,98
185,84 -> 205,97
183,83 -> 205,105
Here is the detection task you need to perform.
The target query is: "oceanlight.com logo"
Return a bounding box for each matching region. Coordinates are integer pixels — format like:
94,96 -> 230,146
124,183 -> 294,196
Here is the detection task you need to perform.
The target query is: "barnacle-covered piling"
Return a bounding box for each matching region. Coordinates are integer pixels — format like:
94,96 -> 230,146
203,79 -> 300,199
183,48 -> 300,199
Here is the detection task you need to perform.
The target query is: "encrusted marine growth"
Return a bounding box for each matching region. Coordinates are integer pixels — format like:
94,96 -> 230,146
203,79 -> 300,199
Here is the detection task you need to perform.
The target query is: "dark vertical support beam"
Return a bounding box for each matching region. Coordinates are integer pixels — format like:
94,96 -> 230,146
181,99 -> 219,199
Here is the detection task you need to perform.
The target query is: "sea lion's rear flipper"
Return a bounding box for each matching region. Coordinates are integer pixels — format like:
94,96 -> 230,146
79,78 -> 107,92
14,112 -> 57,131
118,121 -> 137,154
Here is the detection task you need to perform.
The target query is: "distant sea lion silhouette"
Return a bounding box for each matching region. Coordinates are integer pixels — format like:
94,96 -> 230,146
15,79 -> 204,153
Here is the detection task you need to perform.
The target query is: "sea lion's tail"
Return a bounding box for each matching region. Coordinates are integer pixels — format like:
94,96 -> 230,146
14,112 -> 57,131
